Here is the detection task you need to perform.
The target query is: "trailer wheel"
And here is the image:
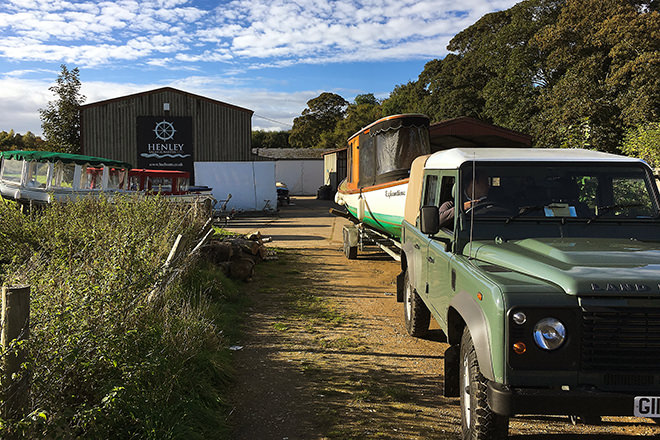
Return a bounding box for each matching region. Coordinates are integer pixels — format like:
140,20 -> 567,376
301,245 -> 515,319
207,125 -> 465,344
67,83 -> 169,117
460,327 -> 509,440
403,270 -> 430,337
342,227 -> 358,260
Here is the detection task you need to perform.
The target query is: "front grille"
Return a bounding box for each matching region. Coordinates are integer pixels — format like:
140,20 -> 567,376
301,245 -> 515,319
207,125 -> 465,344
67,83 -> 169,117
581,308 -> 660,372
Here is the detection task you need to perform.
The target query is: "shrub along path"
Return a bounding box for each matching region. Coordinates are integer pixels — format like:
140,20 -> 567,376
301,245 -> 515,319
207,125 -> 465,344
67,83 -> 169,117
227,197 -> 660,439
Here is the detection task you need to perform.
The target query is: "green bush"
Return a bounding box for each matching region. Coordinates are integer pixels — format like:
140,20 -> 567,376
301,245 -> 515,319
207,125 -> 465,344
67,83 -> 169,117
0,196 -> 235,439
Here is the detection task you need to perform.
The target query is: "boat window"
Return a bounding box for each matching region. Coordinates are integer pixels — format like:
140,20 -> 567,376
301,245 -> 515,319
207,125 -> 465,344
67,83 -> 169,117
179,177 -> 189,192
107,168 -> 127,190
376,126 -> 430,176
359,135 -> 376,186
81,166 -> 103,190
51,162 -> 75,188
26,161 -> 49,188
129,175 -> 142,191
148,177 -> 172,193
1,158 -> 24,184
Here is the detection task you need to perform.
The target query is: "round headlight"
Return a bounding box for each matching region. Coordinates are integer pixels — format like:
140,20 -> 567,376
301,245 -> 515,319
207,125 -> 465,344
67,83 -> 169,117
533,318 -> 566,350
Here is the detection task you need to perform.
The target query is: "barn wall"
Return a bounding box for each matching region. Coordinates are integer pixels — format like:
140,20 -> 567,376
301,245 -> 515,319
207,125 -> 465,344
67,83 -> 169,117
80,89 -> 253,169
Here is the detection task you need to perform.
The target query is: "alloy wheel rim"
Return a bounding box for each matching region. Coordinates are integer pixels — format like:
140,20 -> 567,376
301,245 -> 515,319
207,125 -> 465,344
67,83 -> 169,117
404,285 -> 412,321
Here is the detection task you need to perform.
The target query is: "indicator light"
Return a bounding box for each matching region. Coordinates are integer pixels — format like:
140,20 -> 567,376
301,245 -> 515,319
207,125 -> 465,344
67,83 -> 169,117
513,342 -> 527,354
477,292 -> 483,301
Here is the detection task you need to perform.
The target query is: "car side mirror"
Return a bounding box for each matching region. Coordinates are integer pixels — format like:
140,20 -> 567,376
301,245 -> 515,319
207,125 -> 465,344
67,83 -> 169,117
420,205 -> 440,236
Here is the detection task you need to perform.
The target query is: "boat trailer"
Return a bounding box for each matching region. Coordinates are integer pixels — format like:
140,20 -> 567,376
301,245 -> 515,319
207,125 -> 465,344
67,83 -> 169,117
330,208 -> 402,261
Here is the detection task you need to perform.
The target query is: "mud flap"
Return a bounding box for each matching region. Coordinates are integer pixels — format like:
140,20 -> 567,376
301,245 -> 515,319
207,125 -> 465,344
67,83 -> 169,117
443,344 -> 460,397
396,270 -> 405,302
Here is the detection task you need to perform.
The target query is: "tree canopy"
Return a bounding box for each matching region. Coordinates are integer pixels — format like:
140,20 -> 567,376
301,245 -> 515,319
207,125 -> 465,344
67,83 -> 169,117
263,0 -> 658,158
379,0 -> 658,154
0,130 -> 47,151
39,64 -> 86,154
289,92 -> 349,148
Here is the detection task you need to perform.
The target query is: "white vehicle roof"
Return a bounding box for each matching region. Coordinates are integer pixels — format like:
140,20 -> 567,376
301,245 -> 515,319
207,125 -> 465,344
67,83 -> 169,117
424,147 -> 644,170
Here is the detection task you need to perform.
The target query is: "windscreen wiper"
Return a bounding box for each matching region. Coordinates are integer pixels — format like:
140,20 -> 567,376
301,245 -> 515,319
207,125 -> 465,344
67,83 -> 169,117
587,203 -> 644,224
505,205 -> 546,224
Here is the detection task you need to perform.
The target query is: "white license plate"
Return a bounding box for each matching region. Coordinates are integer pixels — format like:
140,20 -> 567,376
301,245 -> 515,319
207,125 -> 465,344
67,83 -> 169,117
634,396 -> 660,418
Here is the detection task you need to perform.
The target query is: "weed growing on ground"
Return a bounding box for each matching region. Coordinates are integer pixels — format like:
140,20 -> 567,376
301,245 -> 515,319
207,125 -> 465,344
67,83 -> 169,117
0,196 -> 243,439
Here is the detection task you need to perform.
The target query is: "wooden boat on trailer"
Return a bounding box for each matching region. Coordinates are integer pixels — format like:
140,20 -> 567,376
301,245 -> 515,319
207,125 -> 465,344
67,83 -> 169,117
334,114 -> 431,240
0,150 -> 213,206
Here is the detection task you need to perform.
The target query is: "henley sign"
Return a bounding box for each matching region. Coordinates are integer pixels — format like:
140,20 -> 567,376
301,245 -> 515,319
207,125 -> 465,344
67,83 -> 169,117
137,116 -> 193,177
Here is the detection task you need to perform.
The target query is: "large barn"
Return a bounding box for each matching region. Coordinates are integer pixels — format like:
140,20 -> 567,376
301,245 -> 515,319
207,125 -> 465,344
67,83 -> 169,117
80,87 -> 275,211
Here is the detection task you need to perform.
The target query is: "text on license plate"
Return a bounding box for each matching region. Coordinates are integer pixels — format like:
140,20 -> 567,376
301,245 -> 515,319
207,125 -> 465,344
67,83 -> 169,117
634,396 -> 660,418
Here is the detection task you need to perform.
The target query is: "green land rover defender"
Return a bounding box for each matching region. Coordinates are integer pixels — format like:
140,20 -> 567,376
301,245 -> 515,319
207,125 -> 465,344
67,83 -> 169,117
398,147 -> 660,439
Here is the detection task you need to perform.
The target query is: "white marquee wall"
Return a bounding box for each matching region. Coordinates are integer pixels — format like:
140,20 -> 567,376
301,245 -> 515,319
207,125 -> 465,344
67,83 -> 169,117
194,161 -> 277,211
275,160 -> 323,196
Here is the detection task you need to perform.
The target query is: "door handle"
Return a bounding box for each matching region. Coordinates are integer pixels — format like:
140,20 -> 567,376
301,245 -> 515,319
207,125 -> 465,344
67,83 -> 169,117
427,256 -> 435,263
414,243 -> 420,249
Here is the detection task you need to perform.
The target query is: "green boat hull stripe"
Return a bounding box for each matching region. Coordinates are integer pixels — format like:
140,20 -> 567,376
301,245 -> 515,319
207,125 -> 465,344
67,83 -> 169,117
346,206 -> 402,238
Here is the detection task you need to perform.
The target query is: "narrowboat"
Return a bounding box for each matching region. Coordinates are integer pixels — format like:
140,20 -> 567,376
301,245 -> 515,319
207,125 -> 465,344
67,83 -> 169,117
334,114 -> 430,239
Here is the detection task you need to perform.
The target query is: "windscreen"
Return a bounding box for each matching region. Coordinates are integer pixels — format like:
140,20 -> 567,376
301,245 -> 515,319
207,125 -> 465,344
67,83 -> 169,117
460,163 -> 659,220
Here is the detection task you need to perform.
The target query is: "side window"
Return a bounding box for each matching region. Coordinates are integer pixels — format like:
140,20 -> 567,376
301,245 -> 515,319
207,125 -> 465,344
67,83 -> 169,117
423,174 -> 439,206
439,176 -> 455,205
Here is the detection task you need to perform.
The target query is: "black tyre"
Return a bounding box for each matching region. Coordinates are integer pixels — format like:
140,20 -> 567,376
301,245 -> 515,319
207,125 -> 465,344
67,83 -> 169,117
460,327 -> 509,440
403,270 -> 430,337
346,245 -> 357,259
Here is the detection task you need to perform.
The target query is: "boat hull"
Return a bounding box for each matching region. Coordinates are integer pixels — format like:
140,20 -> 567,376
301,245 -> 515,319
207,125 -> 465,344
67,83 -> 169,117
335,180 -> 408,239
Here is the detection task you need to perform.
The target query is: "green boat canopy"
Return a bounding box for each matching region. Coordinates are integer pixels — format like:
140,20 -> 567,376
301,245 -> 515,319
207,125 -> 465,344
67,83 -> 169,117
0,150 -> 132,169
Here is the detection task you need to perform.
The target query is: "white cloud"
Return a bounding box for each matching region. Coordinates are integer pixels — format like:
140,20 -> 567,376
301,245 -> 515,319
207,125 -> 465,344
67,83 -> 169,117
0,0 -> 519,67
0,74 -> 310,135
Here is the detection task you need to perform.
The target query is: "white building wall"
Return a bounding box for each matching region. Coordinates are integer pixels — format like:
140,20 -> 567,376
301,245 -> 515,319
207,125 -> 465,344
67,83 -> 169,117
194,161 -> 277,211
275,160 -> 323,196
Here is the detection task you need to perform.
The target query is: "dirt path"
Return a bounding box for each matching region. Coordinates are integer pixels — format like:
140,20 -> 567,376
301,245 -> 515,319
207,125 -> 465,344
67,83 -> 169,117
226,197 -> 660,440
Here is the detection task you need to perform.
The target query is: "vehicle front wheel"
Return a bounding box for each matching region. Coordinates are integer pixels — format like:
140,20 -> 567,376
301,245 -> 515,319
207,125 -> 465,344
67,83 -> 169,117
403,270 -> 430,337
460,327 -> 509,440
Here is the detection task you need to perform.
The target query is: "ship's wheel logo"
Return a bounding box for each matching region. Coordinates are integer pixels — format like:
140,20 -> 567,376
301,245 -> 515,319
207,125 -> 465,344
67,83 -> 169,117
153,120 -> 176,141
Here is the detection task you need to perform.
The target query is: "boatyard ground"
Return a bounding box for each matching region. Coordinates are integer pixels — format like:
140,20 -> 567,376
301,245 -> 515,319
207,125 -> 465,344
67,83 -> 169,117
226,196 -> 660,440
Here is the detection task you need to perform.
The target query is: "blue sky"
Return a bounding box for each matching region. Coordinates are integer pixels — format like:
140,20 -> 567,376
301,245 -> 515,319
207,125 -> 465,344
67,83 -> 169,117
0,0 -> 519,135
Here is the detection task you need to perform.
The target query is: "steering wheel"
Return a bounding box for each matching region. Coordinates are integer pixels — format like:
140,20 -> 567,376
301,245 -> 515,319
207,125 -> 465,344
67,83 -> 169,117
465,200 -> 511,215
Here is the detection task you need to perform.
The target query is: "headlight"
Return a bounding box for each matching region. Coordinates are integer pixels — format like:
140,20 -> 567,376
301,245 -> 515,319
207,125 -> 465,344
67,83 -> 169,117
533,318 -> 566,350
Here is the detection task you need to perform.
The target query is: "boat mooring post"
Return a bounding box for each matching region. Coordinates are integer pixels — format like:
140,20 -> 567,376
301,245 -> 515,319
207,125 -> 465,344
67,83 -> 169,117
1,285 -> 30,419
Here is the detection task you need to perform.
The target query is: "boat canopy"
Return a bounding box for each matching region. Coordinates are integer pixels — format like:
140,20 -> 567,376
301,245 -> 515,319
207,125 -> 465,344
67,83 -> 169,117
350,114 -> 430,188
1,150 -> 132,169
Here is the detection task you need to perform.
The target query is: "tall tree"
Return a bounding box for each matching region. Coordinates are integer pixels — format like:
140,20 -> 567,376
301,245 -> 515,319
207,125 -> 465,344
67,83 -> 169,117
532,0 -> 659,151
324,94 -> 383,148
289,93 -> 348,148
39,65 -> 86,154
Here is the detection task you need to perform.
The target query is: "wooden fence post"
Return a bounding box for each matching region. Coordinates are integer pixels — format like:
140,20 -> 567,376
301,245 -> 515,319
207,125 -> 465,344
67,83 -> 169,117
1,285 -> 30,419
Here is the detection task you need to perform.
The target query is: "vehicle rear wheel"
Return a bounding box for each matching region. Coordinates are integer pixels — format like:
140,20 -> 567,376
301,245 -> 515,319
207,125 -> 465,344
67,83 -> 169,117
403,270 -> 430,337
460,327 -> 509,440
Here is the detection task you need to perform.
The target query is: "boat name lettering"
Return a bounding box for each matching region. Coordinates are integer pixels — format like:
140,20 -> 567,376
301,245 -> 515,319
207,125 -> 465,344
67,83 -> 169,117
148,143 -> 185,152
385,190 -> 406,198
590,282 -> 650,292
